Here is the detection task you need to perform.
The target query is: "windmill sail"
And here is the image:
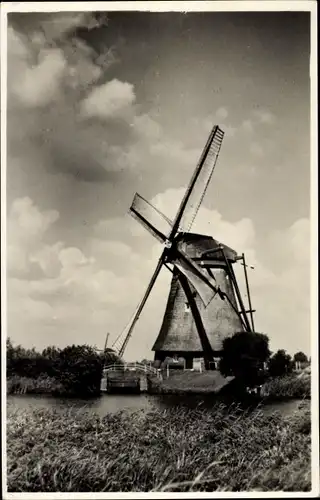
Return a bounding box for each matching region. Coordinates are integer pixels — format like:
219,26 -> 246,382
129,193 -> 172,243
170,126 -> 224,235
173,258 -> 217,307
116,255 -> 164,357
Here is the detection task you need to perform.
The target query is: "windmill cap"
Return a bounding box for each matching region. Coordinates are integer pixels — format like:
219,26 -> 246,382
175,233 -> 237,262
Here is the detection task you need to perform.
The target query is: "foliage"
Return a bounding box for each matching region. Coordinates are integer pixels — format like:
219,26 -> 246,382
7,375 -> 64,395
268,350 -> 294,377
7,402 -> 311,492
293,352 -> 309,364
219,332 -> 271,387
6,337 -> 122,396
263,374 -> 311,400
55,345 -> 100,394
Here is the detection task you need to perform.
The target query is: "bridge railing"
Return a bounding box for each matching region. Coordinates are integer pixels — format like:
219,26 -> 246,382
103,362 -> 161,378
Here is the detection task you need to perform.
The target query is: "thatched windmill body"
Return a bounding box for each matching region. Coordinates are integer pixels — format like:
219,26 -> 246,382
113,126 -> 255,369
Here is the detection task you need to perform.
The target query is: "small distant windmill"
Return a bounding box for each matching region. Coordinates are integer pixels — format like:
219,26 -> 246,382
112,125 -> 255,369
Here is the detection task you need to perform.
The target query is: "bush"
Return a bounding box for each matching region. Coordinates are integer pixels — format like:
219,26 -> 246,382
219,332 -> 271,387
268,350 -> 294,377
293,352 -> 309,364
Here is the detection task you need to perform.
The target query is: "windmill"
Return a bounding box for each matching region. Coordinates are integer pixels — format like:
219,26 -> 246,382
112,125 -> 255,369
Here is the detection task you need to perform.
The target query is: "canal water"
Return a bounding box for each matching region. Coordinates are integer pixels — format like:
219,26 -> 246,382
6,393 -> 305,417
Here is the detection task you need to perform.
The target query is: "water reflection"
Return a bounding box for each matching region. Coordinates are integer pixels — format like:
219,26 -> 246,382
7,393 -> 305,418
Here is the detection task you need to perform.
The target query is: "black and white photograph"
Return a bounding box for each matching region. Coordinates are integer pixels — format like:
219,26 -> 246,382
1,1 -> 318,496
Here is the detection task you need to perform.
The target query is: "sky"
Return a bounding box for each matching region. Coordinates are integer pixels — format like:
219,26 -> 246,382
5,8 -> 312,360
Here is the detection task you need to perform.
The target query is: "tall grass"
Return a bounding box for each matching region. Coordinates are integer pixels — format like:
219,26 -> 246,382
7,401 -> 310,492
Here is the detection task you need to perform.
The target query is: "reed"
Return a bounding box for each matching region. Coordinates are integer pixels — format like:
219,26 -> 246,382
7,400 -> 311,492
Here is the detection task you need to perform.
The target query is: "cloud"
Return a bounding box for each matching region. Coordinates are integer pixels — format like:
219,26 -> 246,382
9,197 -> 59,239
7,197 -> 60,277
80,79 -> 136,120
7,15 -> 140,189
215,107 -> 228,120
253,108 -> 276,125
240,107 -> 276,136
7,12 -> 203,207
10,42 -> 67,107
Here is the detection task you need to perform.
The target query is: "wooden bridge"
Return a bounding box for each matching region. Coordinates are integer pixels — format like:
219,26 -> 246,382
100,362 -> 162,393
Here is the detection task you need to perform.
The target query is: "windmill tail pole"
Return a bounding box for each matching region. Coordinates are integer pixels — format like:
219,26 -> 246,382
118,254 -> 164,358
103,332 -> 110,351
220,247 -> 252,332
242,253 -> 255,331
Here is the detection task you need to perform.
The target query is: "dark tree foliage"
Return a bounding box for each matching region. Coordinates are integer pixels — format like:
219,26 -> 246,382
293,351 -> 309,364
268,349 -> 294,377
219,331 -> 271,388
6,338 -> 122,395
56,344 -> 104,395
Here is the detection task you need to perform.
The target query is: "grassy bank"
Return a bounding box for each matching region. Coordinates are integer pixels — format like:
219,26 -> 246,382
7,401 -> 310,492
7,375 -> 102,397
149,370 -> 236,395
149,370 -> 311,400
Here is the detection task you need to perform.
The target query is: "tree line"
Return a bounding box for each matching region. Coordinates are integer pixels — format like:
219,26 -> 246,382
7,333 -> 309,395
6,338 -> 122,396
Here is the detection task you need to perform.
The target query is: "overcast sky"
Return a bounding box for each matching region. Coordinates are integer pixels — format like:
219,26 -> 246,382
6,9 -> 311,360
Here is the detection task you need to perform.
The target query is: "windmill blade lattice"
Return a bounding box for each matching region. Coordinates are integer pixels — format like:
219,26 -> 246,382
175,126 -> 224,233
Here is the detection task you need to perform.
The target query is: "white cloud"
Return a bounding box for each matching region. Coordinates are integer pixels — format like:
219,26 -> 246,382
216,107 -> 228,120
7,198 -> 60,277
252,108 -> 276,125
9,197 -> 59,239
58,247 -> 91,269
14,47 -> 66,107
37,13 -> 101,41
80,79 -> 136,120
7,17 -> 198,191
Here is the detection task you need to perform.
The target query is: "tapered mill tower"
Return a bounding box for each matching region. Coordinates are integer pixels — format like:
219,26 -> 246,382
152,234 -> 244,368
111,125 -> 255,368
